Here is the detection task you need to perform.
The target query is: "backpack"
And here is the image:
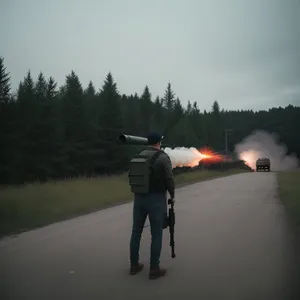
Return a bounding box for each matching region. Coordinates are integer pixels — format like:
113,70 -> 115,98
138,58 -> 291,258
128,150 -> 163,194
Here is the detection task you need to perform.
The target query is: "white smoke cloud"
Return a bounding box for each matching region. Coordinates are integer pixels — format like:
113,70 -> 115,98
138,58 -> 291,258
234,130 -> 299,171
163,147 -> 203,168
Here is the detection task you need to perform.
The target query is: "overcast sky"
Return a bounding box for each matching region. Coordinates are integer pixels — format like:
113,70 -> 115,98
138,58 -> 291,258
1,0 -> 300,111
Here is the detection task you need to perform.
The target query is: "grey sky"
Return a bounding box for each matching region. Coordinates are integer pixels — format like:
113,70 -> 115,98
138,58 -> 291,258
1,0 -> 300,111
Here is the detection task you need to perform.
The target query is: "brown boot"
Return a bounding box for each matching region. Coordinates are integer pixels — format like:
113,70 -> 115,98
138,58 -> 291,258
130,263 -> 144,275
149,266 -> 167,280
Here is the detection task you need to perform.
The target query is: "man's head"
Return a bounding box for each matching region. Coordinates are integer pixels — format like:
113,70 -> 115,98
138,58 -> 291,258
147,132 -> 163,149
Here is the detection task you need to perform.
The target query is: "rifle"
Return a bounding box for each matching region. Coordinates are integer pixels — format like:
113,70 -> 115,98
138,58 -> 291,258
168,199 -> 176,258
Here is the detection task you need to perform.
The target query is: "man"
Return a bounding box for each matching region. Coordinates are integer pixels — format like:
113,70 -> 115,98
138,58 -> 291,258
129,132 -> 175,279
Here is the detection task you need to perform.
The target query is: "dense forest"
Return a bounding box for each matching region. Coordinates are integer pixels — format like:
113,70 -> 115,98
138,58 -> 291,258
0,57 -> 299,185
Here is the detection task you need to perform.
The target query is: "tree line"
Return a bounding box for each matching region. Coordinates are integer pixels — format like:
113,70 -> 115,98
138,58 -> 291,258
0,57 -> 299,185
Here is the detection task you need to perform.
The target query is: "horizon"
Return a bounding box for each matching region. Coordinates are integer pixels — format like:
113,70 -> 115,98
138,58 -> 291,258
2,63 -> 299,114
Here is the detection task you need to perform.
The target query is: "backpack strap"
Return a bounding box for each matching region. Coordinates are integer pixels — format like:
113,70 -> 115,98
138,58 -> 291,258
150,150 -> 163,166
149,150 -> 163,173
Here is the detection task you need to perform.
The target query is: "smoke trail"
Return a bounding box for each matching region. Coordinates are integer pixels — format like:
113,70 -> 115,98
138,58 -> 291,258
234,130 -> 299,171
163,147 -> 204,168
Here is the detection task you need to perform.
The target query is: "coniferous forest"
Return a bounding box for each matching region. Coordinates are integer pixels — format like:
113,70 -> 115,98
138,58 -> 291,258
0,56 -> 299,185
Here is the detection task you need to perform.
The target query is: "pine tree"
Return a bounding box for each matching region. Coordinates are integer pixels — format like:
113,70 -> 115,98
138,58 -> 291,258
186,100 -> 192,115
84,80 -> 97,128
201,110 -> 210,147
32,73 -> 48,179
0,57 -> 11,108
98,72 -> 128,173
122,94 -> 138,134
61,71 -> 87,175
0,57 -> 13,183
15,71 -> 39,182
35,72 -> 47,100
163,97 -> 184,143
173,98 -> 184,120
82,80 -> 108,175
189,101 -> 204,142
210,100 -> 223,151
46,77 -> 57,98
163,82 -> 175,111
99,72 -> 122,139
62,71 -> 85,141
150,96 -> 164,133
32,74 -> 62,180
139,85 -> 153,135
212,100 -> 220,115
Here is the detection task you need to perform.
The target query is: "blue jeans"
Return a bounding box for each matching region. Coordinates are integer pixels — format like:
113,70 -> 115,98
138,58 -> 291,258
130,193 -> 167,268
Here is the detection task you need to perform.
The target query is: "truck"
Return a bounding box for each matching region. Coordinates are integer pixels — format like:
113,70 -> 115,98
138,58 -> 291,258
256,158 -> 271,172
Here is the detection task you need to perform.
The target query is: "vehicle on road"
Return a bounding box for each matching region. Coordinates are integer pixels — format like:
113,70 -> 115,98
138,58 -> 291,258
256,158 -> 271,172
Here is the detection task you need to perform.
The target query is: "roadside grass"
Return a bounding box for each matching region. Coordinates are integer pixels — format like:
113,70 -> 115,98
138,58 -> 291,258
278,170 -> 300,228
0,168 -> 248,237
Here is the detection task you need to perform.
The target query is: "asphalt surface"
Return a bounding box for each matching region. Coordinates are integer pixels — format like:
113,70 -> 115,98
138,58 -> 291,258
1,172 -> 299,300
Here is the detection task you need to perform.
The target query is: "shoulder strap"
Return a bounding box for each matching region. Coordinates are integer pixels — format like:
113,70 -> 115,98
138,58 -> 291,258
150,150 -> 163,167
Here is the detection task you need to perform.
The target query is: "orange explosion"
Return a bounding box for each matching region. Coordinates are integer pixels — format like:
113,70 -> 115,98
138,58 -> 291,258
186,148 -> 227,167
198,148 -> 226,164
164,146 -> 227,169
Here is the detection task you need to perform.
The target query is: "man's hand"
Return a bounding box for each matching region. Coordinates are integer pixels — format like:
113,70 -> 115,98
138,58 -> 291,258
169,197 -> 175,205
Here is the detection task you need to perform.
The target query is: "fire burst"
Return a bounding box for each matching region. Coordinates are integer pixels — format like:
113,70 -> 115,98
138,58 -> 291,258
163,146 -> 228,169
182,148 -> 226,168
198,148 -> 226,164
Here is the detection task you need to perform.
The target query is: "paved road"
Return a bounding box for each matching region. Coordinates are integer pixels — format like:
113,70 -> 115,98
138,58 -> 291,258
1,172 -> 299,300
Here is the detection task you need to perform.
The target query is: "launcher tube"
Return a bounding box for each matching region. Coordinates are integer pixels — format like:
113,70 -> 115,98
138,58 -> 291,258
118,134 -> 148,145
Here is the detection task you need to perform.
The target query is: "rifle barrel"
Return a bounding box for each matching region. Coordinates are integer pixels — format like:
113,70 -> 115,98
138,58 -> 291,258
168,200 -> 176,258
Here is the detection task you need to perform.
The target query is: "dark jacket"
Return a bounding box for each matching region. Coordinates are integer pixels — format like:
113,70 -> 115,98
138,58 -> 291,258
140,147 -> 175,198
